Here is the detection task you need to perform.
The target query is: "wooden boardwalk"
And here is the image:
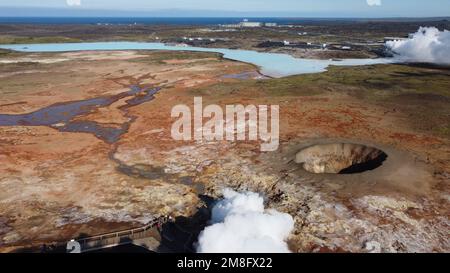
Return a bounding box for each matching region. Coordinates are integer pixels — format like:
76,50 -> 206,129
66,216 -> 171,253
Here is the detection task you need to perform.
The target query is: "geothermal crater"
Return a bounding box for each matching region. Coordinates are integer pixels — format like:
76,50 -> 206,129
295,143 -> 388,174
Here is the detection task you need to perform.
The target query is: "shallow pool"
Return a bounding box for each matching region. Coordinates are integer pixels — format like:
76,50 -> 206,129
0,42 -> 392,78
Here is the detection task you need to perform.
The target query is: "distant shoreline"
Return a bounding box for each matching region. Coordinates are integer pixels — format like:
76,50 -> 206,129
0,16 -> 449,25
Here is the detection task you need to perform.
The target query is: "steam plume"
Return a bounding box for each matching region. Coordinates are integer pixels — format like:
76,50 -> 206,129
386,27 -> 450,65
196,188 -> 294,253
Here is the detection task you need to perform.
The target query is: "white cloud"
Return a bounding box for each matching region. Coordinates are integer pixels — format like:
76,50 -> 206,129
196,188 -> 294,253
367,0 -> 382,6
386,27 -> 450,65
66,0 -> 81,7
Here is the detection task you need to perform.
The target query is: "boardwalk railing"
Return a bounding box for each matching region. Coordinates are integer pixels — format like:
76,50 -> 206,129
67,216 -> 171,253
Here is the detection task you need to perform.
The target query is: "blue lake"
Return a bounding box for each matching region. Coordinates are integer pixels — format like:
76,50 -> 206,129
0,42 -> 392,78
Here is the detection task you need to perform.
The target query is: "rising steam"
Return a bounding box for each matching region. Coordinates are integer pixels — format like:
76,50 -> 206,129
386,27 -> 450,65
196,188 -> 294,253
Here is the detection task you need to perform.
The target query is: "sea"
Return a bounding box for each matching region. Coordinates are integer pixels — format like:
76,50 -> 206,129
0,17 -> 363,25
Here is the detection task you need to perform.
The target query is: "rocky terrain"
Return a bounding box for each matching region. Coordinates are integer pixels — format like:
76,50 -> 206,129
0,49 -> 449,252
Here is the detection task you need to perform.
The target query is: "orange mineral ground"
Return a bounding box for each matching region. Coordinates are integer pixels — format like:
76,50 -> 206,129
0,50 -> 449,252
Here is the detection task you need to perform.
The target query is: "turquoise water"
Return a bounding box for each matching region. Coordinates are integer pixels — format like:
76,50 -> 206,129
0,42 -> 391,77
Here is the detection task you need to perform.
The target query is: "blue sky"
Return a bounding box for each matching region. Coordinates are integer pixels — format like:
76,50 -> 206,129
0,0 -> 450,17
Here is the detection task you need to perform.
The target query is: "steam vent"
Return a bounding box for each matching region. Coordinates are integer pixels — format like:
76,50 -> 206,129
295,143 -> 388,174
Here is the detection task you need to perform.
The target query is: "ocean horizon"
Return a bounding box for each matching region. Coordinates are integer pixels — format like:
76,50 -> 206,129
0,16 -> 448,25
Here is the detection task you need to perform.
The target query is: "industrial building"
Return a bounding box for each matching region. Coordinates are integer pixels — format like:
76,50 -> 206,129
240,21 -> 263,27
264,23 -> 278,27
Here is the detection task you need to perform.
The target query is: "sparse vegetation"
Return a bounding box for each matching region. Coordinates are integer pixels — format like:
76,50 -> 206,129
130,51 -> 223,65
0,36 -> 82,44
190,63 -> 450,138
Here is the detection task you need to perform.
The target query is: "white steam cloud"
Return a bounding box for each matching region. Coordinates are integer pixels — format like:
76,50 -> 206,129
386,27 -> 450,65
367,0 -> 382,6
196,188 -> 294,253
66,0 -> 81,6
